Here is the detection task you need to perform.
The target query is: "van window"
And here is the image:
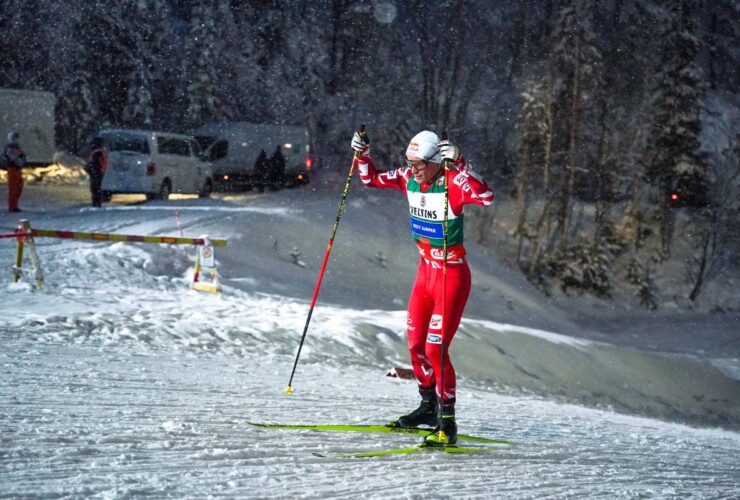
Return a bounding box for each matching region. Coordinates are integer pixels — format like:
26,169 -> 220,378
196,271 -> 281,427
157,136 -> 191,156
195,135 -> 215,151
209,140 -> 228,161
103,133 -> 150,154
189,139 -> 202,157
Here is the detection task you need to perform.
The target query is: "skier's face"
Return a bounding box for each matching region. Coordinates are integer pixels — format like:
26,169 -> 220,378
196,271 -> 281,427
407,156 -> 441,183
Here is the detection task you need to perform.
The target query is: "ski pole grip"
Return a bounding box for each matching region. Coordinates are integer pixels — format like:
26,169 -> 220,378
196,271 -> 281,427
441,131 -> 449,170
358,124 -> 369,146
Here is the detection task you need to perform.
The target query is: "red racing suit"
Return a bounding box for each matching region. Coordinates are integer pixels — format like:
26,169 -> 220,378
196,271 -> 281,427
357,154 -> 493,406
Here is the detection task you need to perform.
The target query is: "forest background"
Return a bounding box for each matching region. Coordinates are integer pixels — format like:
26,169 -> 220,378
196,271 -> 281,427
1,0 -> 738,310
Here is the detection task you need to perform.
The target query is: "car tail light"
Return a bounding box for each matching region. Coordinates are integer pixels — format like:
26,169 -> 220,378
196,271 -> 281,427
305,157 -> 312,170
146,163 -> 157,176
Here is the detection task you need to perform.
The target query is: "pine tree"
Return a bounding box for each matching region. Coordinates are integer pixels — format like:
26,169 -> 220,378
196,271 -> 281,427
56,72 -> 97,154
703,0 -> 740,93
687,133 -> 740,301
121,0 -> 174,128
43,1 -> 99,153
0,0 -> 53,89
184,1 -> 224,127
645,0 -> 709,256
515,80 -> 551,264
523,0 -> 605,293
63,0 -> 148,128
549,0 -> 603,249
211,0 -> 243,121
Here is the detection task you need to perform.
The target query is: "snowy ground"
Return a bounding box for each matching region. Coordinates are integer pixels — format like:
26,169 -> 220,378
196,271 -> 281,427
2,341 -> 739,499
1,175 -> 739,498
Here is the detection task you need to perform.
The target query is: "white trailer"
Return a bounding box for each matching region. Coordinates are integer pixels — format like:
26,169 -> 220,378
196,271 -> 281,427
194,121 -> 311,191
0,88 -> 56,167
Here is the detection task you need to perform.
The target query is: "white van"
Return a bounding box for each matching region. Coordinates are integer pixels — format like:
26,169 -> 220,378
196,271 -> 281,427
97,129 -> 213,201
194,122 -> 311,191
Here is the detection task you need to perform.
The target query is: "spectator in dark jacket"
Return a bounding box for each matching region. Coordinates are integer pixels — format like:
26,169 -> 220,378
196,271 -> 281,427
269,145 -> 285,190
253,149 -> 269,193
84,137 -> 108,207
4,131 -> 26,212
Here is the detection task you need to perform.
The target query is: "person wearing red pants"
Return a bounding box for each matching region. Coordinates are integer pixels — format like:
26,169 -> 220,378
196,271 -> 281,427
4,131 -> 26,212
351,129 -> 493,445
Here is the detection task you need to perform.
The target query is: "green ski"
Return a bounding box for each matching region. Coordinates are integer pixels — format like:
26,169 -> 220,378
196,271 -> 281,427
248,422 -> 513,445
313,443 -> 498,458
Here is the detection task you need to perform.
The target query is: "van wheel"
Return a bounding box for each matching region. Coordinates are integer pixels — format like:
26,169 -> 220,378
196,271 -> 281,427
147,180 -> 171,201
199,179 -> 213,198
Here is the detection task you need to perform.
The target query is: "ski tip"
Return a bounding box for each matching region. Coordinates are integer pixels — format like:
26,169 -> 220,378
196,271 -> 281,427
284,386 -> 294,395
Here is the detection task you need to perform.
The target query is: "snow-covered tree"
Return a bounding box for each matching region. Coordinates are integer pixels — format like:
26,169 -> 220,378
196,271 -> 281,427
645,0 -> 709,256
0,0 -> 53,89
702,0 -> 740,93
520,0 -> 605,292
686,133 -> 740,301
56,72 -> 98,154
121,0 -> 174,128
514,80 -> 551,263
123,63 -> 155,128
549,0 -> 603,249
184,1 -> 225,127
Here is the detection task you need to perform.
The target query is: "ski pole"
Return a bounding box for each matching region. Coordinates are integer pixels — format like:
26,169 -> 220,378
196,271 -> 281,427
285,125 -> 369,395
439,131 -> 450,441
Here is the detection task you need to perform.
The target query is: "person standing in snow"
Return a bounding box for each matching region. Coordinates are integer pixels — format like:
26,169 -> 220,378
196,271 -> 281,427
84,137 -> 108,208
253,149 -> 270,193
269,145 -> 285,190
351,129 -> 494,445
3,131 -> 26,212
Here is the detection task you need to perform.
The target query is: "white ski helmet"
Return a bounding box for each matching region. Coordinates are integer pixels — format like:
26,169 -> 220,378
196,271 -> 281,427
406,130 -> 441,163
7,131 -> 19,144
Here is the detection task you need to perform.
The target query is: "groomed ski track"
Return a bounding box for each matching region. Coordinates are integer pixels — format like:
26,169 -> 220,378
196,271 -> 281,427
2,339 -> 738,498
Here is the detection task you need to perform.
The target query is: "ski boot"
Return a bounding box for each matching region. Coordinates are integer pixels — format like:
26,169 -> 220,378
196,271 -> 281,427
424,408 -> 457,446
388,389 -> 437,429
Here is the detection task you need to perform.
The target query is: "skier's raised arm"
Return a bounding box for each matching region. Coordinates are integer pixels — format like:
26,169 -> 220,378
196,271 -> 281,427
438,139 -> 494,209
351,131 -> 407,191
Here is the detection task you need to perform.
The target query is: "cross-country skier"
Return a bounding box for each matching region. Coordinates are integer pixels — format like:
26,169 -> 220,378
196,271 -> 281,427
351,129 -> 494,445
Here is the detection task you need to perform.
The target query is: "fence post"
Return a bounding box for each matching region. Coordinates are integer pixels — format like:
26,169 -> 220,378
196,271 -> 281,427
13,219 -> 44,289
